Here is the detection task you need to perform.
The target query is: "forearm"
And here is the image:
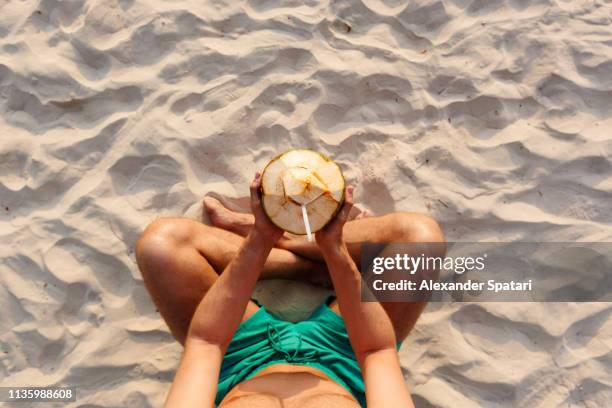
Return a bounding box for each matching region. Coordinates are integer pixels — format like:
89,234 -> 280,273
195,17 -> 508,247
187,229 -> 273,349
322,242 -> 397,357
164,341 -> 222,408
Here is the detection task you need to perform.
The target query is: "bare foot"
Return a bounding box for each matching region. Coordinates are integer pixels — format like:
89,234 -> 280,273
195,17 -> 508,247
203,197 -> 373,263
203,197 -> 254,237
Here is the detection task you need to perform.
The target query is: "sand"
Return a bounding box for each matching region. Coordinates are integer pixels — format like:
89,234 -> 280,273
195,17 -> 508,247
1,0 -> 611,406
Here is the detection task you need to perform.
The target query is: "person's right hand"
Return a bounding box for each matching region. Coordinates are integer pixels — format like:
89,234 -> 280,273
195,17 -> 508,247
315,185 -> 354,252
250,172 -> 284,244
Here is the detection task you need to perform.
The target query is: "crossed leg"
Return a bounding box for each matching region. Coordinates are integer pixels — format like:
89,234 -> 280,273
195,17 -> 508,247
135,217 -> 329,345
136,199 -> 444,345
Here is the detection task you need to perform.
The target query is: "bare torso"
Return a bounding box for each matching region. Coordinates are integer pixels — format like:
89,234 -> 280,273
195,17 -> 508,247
218,364 -> 361,408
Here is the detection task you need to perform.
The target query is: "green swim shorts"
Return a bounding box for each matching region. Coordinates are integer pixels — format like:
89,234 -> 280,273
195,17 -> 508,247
215,298 -> 369,407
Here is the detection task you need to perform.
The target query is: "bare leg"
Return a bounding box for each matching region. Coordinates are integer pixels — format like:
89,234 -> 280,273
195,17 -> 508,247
206,196 -> 440,265
136,217 -> 330,345
204,198 -> 445,342
205,197 -> 376,261
308,213 -> 444,342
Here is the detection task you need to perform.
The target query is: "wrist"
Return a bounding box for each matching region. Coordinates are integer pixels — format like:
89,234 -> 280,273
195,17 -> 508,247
320,240 -> 348,259
248,228 -> 277,251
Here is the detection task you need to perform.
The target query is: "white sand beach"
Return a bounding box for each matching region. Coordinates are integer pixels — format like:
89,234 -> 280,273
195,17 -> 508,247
1,0 -> 611,406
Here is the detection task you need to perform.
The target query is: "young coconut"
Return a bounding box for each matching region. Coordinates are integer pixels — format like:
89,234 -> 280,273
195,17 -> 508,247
261,149 -> 345,235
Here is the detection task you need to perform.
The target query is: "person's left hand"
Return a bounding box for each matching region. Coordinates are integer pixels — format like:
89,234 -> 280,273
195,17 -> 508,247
315,185 -> 354,252
250,172 -> 284,243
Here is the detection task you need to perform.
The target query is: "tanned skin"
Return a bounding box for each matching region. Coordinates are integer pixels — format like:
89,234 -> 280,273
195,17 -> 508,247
155,174 -> 415,407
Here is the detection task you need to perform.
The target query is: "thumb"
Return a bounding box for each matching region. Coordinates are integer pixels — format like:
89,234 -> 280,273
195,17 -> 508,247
250,172 -> 262,205
337,185 -> 354,222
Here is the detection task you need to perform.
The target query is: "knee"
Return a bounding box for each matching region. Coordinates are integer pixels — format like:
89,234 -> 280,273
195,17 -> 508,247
385,212 -> 445,243
136,218 -> 193,270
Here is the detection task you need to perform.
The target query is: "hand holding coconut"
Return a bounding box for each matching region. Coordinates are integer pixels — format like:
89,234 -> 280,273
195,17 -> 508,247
250,172 -> 284,244
315,185 -> 354,251
259,148 -> 352,251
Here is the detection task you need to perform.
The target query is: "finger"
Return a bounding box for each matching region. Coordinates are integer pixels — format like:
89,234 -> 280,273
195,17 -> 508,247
251,171 -> 262,190
250,172 -> 262,204
345,185 -> 354,205
338,185 -> 354,221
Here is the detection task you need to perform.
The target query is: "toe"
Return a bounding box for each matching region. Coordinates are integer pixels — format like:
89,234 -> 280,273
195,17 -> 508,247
203,196 -> 222,213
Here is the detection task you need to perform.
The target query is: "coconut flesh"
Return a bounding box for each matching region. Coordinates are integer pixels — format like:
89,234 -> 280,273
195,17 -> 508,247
261,150 -> 345,234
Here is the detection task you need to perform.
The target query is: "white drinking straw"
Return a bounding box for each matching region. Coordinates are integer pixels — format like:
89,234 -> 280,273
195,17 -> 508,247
301,204 -> 313,241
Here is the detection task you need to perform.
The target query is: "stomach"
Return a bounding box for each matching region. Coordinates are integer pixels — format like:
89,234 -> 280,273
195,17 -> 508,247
218,363 -> 361,408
